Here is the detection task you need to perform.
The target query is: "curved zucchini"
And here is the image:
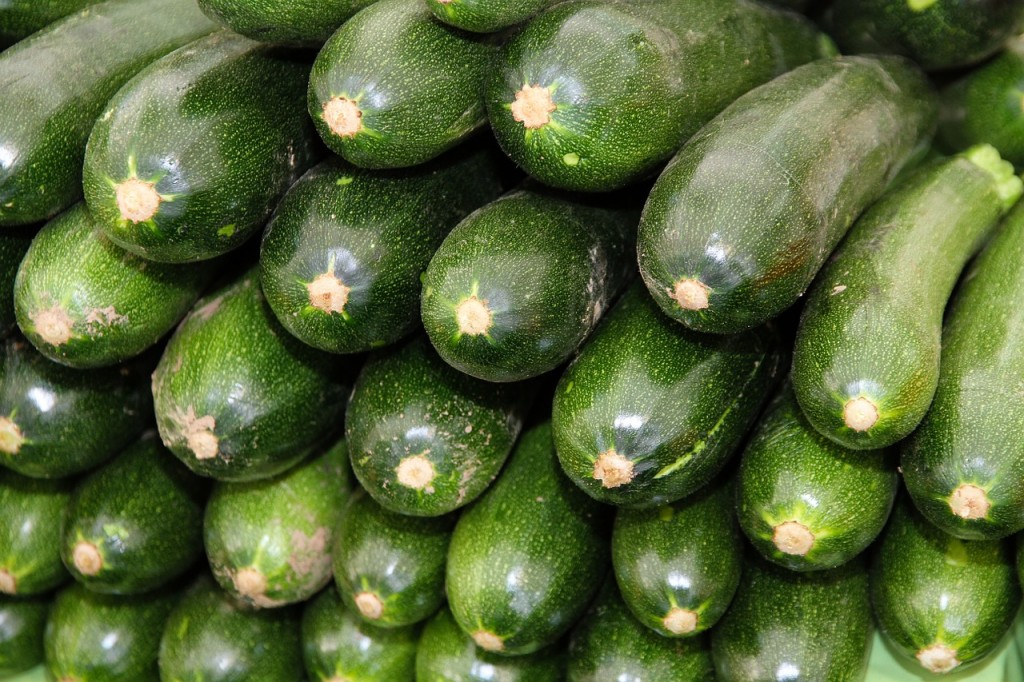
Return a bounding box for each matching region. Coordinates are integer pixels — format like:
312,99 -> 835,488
0,470 -> 71,596
425,0 -> 558,33
0,0 -> 103,43
197,0 -> 378,46
0,228 -> 33,338
0,595 -> 48,677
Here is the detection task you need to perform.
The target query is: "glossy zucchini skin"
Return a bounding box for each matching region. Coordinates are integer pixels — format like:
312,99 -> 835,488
552,282 -> 784,508
0,470 -> 71,597
197,0 -> 378,46
0,595 -> 48,677
638,55 -> 937,335
0,0 -> 103,43
0,228 -> 33,338
425,0 -> 558,33
0,0 -> 218,226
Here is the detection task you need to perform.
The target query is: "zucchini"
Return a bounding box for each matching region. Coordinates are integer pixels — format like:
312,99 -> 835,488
446,422 -> 609,656
552,282 -> 783,508
0,0 -> 218,226
0,228 -> 33,338
308,0 -> 494,169
638,55 -> 937,334
0,470 -> 71,596
421,189 -> 637,382
152,267 -> 353,482
14,204 -> 215,369
0,0 -> 103,43
260,149 -> 503,354
0,595 -> 48,677
346,335 -> 529,516
486,0 -> 831,192
871,499 -> 1021,674
197,0 -> 378,46
793,146 -> 1020,450
84,30 -> 320,263
425,0 -> 557,33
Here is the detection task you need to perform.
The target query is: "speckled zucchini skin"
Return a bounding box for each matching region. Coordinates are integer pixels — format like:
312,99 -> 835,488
446,422 -> 609,656
712,554 -> 873,681
303,585 -> 419,682
421,189 -> 637,382
611,478 -> 742,638
552,283 -> 784,508
0,0 -> 103,42
60,435 -> 208,595
0,469 -> 71,596
44,582 -> 176,682
333,488 -> 453,628
346,335 -> 529,516
567,581 -> 713,682
487,0 -> 830,192
83,31 -> 319,263
205,440 -> 349,609
903,202 -> 1024,540
737,387 -> 898,571
871,500 -> 1021,674
152,267 -> 354,482
0,595 -> 48,677
0,337 -> 151,479
198,0 -> 378,46
14,204 -> 215,369
308,0 -> 495,169
0,228 -> 33,338
638,56 -> 936,335
0,0 -> 218,226
425,0 -> 557,32
260,150 -> 503,354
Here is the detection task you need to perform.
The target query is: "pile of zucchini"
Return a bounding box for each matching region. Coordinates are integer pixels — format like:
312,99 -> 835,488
1,0 -> 1024,679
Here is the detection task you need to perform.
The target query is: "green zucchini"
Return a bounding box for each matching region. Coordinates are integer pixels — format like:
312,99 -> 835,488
60,435 -> 208,595
0,337 -> 151,479
611,478 -> 742,637
0,469 -> 71,596
0,228 -> 33,338
0,595 -> 48,677
871,499 -> 1021,674
152,267 -> 352,482
486,0 -> 830,192
44,582 -> 176,682
303,585 -> 419,682
737,387 -> 898,571
446,422 -> 609,656
793,146 -> 1020,451
0,0 -> 218,226
425,0 -> 557,33
902,200 -> 1024,540
14,204 -> 215,369
205,441 -> 349,608
260,149 -> 503,354
567,581 -> 713,682
346,335 -> 529,516
308,0 -> 494,169
333,488 -> 453,627
0,0 -> 103,43
638,55 -> 937,334
421,189 -> 637,382
197,0 -> 378,46
552,282 -> 783,508
83,30 -> 319,263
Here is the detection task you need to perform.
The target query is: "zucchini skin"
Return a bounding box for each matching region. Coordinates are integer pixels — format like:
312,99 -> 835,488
903,201 -> 1024,540
0,0 -> 103,43
871,499 -> 1021,674
0,470 -> 71,596
425,0 -> 557,33
84,31 -> 320,263
638,55 -> 937,335
197,0 -> 378,46
552,282 -> 784,508
14,204 -> 215,369
0,595 -> 48,677
0,228 -> 33,338
0,0 -> 218,226
260,150 -> 503,354
308,0 -> 494,169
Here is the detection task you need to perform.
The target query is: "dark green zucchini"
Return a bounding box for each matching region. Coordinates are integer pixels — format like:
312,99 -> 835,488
260,150 -> 503,354
552,282 -> 783,508
871,500 -> 1020,674
903,200 -> 1024,540
152,267 -> 352,482
197,0 -> 378,46
487,0 -> 830,192
60,435 -> 207,595
0,595 -> 48,677
333,488 -> 453,627
638,55 -> 937,334
0,337 -> 151,479
0,469 -> 71,596
14,204 -> 215,369
303,585 -> 419,682
737,387 -> 898,571
0,0 -> 103,43
425,0 -> 557,32
0,0 -> 218,226
421,189 -> 637,382
346,335 -> 529,516
205,440 -> 349,608
611,478 -> 742,637
308,0 -> 495,169
567,581 -> 713,682
44,582 -> 176,682
446,422 -> 609,656
0,228 -> 33,338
